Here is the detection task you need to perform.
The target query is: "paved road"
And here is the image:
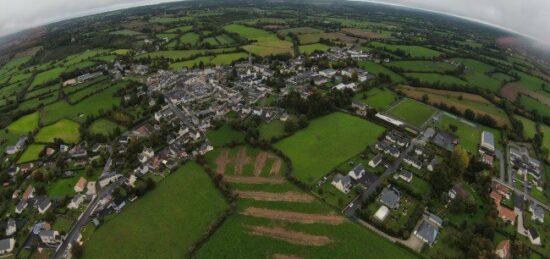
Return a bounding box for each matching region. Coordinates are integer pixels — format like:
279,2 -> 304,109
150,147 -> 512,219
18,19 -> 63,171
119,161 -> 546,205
52,179 -> 123,259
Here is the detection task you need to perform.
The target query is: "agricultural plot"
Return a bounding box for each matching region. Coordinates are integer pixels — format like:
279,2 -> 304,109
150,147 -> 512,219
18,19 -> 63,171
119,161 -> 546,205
341,28 -> 391,39
297,33 -> 337,44
369,42 -> 442,58
542,125 -> 550,160
519,94 -> 550,118
89,119 -> 126,136
82,162 -> 229,259
164,25 -> 193,34
386,98 -> 437,128
18,144 -> 45,164
31,67 -> 65,87
7,112 -> 39,134
224,24 -> 293,56
403,73 -> 468,87
275,113 -> 385,185
180,32 -> 200,46
110,29 -> 143,36
137,48 -> 236,61
452,58 -> 503,92
352,88 -> 398,110
278,27 -> 322,35
35,119 -> 80,143
259,120 -> 285,141
64,49 -> 108,66
169,52 -> 248,69
516,116 -> 537,139
436,113 -> 481,154
386,60 -> 456,73
206,125 -> 245,147
299,43 -> 330,55
358,61 -> 404,83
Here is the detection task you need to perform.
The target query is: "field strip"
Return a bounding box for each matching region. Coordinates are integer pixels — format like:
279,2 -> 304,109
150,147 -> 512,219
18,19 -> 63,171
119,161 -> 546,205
223,175 -> 285,184
273,254 -> 304,259
269,158 -> 282,176
254,151 -> 268,176
246,225 -> 332,246
241,207 -> 345,225
235,190 -> 314,203
215,149 -> 231,174
235,147 -> 252,175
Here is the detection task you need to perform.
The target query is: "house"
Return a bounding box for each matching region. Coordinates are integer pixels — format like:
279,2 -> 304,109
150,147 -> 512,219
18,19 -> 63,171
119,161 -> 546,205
414,220 -> 439,246
493,182 -> 511,199
0,238 -> 15,255
20,163 -> 34,173
374,205 -> 390,222
527,227 -> 541,245
498,206 -> 517,225
369,154 -> 383,168
7,167 -> 19,177
86,181 -> 97,195
495,240 -> 510,259
480,131 -> 495,154
74,177 -> 87,193
530,204 -> 545,223
399,171 -> 413,183
68,194 -> 85,209
39,230 -> 60,244
403,156 -> 422,169
15,201 -> 27,214
379,186 -> 400,209
91,144 -> 104,153
99,173 -> 121,188
69,144 -> 88,158
348,164 -> 365,180
22,185 -> 35,200
112,197 -> 126,212
333,82 -> 357,91
319,68 -> 337,77
481,153 -> 494,166
59,144 -> 69,152
37,197 -> 52,214
138,148 -> 155,163
332,173 -> 352,193
5,219 -> 16,236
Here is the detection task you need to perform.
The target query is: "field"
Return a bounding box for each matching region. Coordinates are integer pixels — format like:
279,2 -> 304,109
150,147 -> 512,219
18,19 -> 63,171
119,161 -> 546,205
198,145 -> 417,259
397,85 -> 511,127
17,144 -> 45,164
542,125 -> 550,160
259,121 -> 285,141
206,125 -> 245,147
82,162 -> 228,259
180,32 -> 200,46
516,116 -> 537,139
369,42 -> 442,58
341,28 -> 390,39
169,52 -> 248,69
31,67 -> 65,87
89,119 -> 126,136
7,112 -> 39,134
386,98 -> 437,128
297,33 -> 338,44
353,88 -> 397,110
404,72 -> 468,87
278,27 -> 323,35
519,94 -> 550,117
500,83 -> 550,105
358,61 -> 404,83
35,119 -> 80,143
275,113 -> 385,185
299,43 -> 330,55
436,113 -> 480,154
224,24 -> 293,56
386,61 -> 456,73
452,58 -> 503,92
137,48 -> 236,61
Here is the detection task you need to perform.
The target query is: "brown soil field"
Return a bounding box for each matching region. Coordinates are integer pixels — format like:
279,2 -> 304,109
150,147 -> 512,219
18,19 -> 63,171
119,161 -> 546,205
342,28 -> 388,39
235,147 -> 252,175
325,32 -> 367,44
215,149 -> 230,175
247,226 -> 332,246
398,85 -> 511,127
273,254 -> 303,259
223,175 -> 285,184
501,83 -> 550,105
269,158 -> 282,176
241,207 -> 345,225
235,190 -> 314,203
254,151 -> 268,176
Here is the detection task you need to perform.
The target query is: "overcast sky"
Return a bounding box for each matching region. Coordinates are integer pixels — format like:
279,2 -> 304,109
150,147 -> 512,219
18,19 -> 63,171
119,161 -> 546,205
0,0 -> 549,43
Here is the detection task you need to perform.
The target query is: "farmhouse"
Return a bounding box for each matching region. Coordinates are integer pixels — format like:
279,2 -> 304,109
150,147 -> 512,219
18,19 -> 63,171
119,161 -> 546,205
0,238 -> 15,255
332,173 -> 352,193
379,186 -> 400,209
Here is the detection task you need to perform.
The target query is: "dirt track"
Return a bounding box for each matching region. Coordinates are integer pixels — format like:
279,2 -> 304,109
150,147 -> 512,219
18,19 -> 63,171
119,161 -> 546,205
223,176 -> 285,184
235,190 -> 314,203
241,207 -> 345,225
247,226 -> 332,246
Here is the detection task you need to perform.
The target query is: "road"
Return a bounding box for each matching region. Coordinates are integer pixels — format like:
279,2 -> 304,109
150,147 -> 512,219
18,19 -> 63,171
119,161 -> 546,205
164,95 -> 198,127
52,179 -> 123,259
492,177 -> 550,211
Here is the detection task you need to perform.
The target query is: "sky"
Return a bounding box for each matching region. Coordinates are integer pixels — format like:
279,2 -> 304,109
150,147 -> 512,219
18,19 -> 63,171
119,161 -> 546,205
0,0 -> 549,44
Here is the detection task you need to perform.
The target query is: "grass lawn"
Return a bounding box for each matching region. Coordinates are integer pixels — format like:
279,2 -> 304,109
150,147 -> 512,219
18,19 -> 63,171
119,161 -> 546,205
259,120 -> 285,141
436,113 -> 480,154
516,116 -> 537,139
206,125 -> 245,147
386,98 -> 436,128
358,61 -> 404,83
353,88 -> 397,110
35,119 -> 80,143
275,112 -> 385,185
83,162 -> 228,259
89,118 -> 125,136
47,168 -> 101,197
17,144 -> 45,163
299,43 -> 330,55
7,112 -> 39,134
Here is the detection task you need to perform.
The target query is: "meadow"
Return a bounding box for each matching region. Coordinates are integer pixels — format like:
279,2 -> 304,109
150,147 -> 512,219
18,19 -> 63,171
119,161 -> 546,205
259,120 -> 285,141
7,112 -> 39,134
404,72 -> 468,87
452,58 -> 503,92
275,112 -> 385,185
206,125 -> 245,147
35,119 -> 81,143
299,43 -> 330,55
224,24 -> 293,56
89,118 -> 126,136
31,67 -> 65,87
436,113 -> 481,154
358,61 -> 404,83
82,162 -> 229,259
519,94 -> 550,117
353,88 -> 397,110
369,42 -> 442,58
386,98 -> 437,128
17,144 -> 45,164
386,60 -> 456,73
516,116 -> 537,139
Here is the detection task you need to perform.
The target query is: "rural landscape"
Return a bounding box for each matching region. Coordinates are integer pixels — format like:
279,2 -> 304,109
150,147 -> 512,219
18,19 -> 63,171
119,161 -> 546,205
0,0 -> 549,258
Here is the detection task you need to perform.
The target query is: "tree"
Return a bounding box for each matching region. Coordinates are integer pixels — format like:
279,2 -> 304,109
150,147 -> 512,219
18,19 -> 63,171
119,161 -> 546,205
72,242 -> 84,258
85,165 -> 94,177
451,145 -> 470,178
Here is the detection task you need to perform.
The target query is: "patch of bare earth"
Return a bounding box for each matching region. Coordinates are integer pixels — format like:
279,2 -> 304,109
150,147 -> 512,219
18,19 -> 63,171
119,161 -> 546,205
501,83 -> 550,105
254,151 -> 268,176
273,254 -> 304,259
269,158 -> 282,176
235,190 -> 314,203
241,207 -> 345,225
223,176 -> 285,184
247,226 -> 332,246
325,32 -> 367,44
342,28 -> 388,39
235,147 -> 252,175
215,149 -> 230,175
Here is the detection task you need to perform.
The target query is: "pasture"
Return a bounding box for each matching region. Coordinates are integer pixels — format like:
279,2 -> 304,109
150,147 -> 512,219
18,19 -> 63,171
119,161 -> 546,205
519,94 -> 550,117
298,33 -> 337,44
353,88 -> 397,110
259,121 -> 285,141
358,61 -> 404,83
17,144 -> 45,164
31,67 -> 65,87
299,43 -> 330,55
516,116 -> 537,139
275,112 -> 385,185
180,32 -> 200,45
386,98 -> 436,128
387,60 -> 456,73
452,58 -> 502,92
35,119 -> 80,143
7,112 -> 39,134
369,42 -> 442,58
89,119 -> 126,136
82,162 -> 228,259
224,24 -> 293,56
206,125 -> 245,147
404,73 -> 468,87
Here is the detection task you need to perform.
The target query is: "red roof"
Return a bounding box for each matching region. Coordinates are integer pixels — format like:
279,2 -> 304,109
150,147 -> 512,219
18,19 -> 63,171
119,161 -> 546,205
499,207 -> 517,223
490,191 -> 502,205
22,185 -> 34,200
495,240 -> 510,258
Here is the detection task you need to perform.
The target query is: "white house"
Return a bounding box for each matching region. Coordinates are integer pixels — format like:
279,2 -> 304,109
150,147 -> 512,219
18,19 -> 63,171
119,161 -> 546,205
369,154 -> 383,168
348,164 -> 365,180
332,173 -> 352,193
0,238 -> 15,255
68,194 -> 85,209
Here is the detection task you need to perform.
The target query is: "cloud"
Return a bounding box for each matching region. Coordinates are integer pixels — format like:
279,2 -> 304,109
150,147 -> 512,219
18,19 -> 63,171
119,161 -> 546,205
0,0 -> 548,45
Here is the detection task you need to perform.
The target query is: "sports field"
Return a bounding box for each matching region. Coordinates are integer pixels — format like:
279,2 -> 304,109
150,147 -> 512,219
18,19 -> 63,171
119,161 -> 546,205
82,162 -> 228,259
353,88 -> 397,110
35,119 -> 80,143
17,144 -> 45,164
206,125 -> 245,147
275,112 -> 385,185
386,98 -> 437,128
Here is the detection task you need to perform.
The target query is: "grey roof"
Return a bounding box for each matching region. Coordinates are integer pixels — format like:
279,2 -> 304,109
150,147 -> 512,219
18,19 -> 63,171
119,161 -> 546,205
528,227 -> 539,239
400,171 -> 413,179
351,164 -> 365,175
0,238 -> 13,251
333,173 -> 351,186
379,187 -> 400,208
482,131 -> 495,147
37,197 -> 51,210
39,230 -> 55,238
16,200 -> 27,211
416,220 -> 439,245
428,213 -> 443,227
533,205 -> 545,219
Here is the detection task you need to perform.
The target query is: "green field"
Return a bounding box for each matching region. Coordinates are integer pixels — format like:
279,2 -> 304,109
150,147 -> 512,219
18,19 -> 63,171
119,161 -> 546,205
353,88 -> 397,110
17,144 -> 45,163
206,125 -> 245,147
519,95 -> 550,117
299,43 -> 330,55
7,112 -> 39,134
138,48 -> 236,61
298,33 -> 337,44
259,120 -> 286,141
275,113 -> 385,185
387,60 -> 456,73
83,162 -> 228,259
386,98 -> 437,128
542,125 -> 550,160
224,24 -> 293,56
35,119 -> 81,143
89,118 -> 126,136
404,73 -> 468,87
370,42 -> 442,58
516,116 -> 537,139
169,52 -> 248,69
180,32 -> 200,45
110,29 -> 143,36
452,58 -> 503,92
279,27 -> 323,35
31,67 -> 65,87
436,113 -> 480,154
358,61 -> 404,83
